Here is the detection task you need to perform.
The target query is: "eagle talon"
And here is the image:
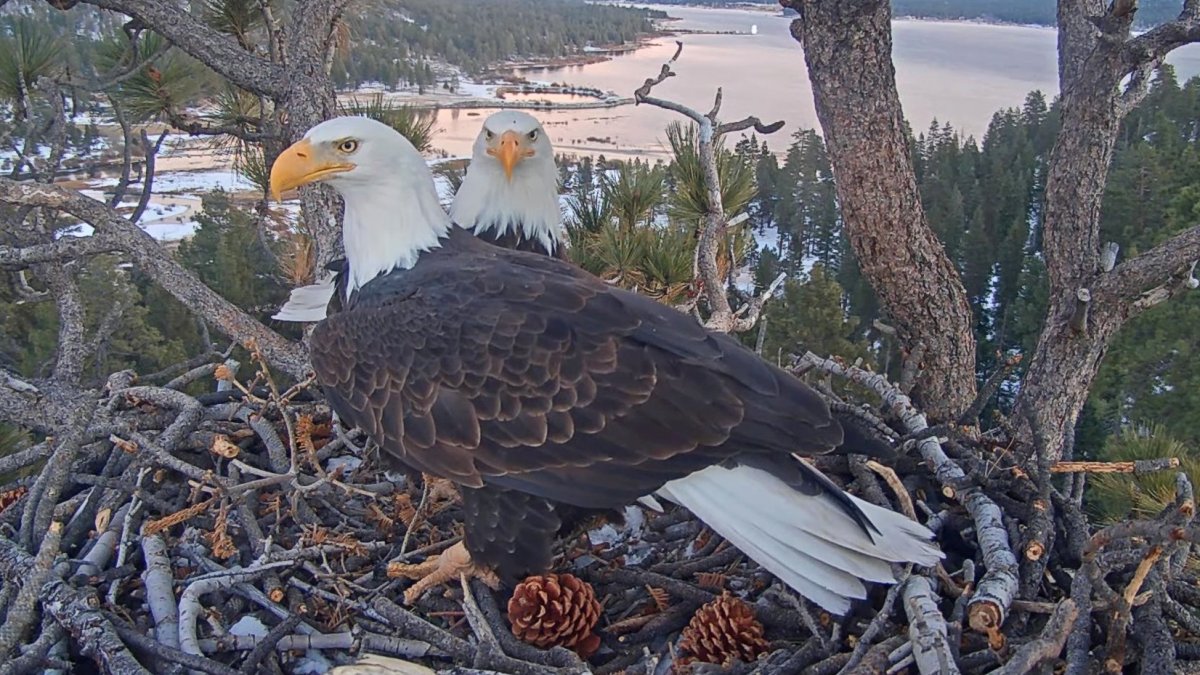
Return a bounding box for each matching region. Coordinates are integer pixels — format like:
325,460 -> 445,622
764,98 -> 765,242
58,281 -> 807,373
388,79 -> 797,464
392,541 -> 500,604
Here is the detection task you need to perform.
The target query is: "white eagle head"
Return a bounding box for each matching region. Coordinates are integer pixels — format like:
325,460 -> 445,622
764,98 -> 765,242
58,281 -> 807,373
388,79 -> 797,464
451,110 -> 564,254
270,116 -> 450,293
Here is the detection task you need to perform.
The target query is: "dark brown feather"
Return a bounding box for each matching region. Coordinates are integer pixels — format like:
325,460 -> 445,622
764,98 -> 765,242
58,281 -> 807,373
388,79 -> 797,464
311,228 -> 850,572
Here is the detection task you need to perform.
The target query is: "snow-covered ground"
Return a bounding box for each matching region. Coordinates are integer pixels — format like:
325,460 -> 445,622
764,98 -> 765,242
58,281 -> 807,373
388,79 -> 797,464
145,170 -> 256,194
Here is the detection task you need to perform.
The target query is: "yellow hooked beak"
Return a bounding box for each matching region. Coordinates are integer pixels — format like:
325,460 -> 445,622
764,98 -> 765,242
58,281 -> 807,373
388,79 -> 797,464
269,139 -> 354,201
487,130 -> 532,181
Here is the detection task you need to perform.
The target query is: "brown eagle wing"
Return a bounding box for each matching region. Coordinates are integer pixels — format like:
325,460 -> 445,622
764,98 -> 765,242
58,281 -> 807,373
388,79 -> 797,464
310,250 -> 843,509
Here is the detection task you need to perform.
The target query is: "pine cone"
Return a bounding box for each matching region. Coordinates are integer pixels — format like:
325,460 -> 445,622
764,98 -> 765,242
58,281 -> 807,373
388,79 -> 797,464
507,573 -> 602,658
677,594 -> 769,670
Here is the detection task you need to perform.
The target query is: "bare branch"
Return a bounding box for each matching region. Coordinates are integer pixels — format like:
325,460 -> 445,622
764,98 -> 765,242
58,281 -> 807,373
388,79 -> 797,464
0,179 -> 309,380
39,264 -> 87,386
716,117 -> 786,136
0,522 -> 63,657
1068,287 -> 1091,333
632,43 -> 784,334
798,353 -> 1019,634
902,576 -> 959,674
990,599 -> 1079,675
106,96 -> 135,209
1118,57 -> 1161,115
129,129 -> 166,224
0,532 -> 150,675
0,371 -> 59,431
633,42 -> 686,112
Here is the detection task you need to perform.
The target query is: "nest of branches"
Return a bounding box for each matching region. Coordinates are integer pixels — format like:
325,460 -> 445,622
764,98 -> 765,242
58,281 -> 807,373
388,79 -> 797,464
0,346 -> 1197,675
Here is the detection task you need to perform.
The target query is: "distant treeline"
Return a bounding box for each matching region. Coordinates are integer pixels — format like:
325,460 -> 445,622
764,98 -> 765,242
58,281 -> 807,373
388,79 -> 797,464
650,0 -> 1181,29
1,0 -> 664,94
336,0 -> 664,88
891,0 -> 1181,28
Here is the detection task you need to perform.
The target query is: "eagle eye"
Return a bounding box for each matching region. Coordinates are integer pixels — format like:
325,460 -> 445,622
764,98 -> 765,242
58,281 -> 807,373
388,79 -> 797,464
484,129 -> 494,141
528,129 -> 539,141
337,139 -> 359,154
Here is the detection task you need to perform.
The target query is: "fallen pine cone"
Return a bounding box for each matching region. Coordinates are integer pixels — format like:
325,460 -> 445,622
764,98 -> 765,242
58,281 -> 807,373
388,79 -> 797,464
676,593 -> 769,671
507,573 -> 602,658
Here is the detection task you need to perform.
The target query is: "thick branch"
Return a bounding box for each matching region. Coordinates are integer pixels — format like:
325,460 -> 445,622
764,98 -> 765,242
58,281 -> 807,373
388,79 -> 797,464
0,533 -> 150,675
75,0 -> 284,97
799,353 -> 1019,633
0,179 -> 309,380
991,599 -> 1078,675
1096,223 -> 1200,309
902,576 -> 959,675
0,236 -> 123,270
0,371 -> 73,433
1124,8 -> 1200,71
39,264 -> 87,386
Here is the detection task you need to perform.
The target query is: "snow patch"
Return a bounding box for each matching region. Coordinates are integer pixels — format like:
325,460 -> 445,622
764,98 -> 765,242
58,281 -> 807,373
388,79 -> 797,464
327,456 -> 363,474
229,616 -> 268,638
140,221 -> 201,242
293,650 -> 332,675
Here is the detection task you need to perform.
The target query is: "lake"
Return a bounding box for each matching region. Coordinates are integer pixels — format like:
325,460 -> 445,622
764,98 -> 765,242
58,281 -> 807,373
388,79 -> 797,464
428,4 -> 1200,159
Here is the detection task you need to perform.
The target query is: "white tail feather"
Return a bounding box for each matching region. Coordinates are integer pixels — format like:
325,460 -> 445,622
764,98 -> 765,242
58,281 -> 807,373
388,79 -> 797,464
655,463 -> 942,615
273,276 -> 338,322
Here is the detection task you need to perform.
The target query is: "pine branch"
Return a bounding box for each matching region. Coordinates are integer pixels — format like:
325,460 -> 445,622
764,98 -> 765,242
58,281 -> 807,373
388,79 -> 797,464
164,110 -> 274,143
74,0 -> 284,97
633,43 -> 783,334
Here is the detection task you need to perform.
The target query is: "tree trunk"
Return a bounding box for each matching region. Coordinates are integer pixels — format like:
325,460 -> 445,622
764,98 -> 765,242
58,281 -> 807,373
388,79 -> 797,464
278,77 -> 343,271
1012,1 -> 1125,461
276,1 -> 347,270
1012,0 -> 1198,461
785,0 -> 977,421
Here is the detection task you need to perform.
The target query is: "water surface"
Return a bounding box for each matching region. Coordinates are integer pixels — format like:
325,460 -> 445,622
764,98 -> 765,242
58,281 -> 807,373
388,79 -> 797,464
429,5 -> 1200,159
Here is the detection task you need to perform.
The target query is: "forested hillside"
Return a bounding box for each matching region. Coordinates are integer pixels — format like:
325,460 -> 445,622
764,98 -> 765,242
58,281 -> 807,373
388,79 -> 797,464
729,67 -> 1200,453
0,0 -> 662,93
891,0 -> 1182,26
341,0 -> 661,83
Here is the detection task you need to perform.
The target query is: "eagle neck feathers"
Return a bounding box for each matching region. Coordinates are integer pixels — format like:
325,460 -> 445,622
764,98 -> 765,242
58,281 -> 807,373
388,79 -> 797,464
451,156 -> 563,256
341,176 -> 450,297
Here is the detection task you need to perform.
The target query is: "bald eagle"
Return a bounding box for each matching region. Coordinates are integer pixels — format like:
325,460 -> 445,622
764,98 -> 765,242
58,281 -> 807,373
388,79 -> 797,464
450,110 -> 567,259
272,111 -> 565,322
270,116 -> 942,615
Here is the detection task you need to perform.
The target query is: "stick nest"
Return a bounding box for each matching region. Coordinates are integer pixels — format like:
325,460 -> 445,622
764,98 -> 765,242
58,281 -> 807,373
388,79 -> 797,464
0,351 -> 1197,675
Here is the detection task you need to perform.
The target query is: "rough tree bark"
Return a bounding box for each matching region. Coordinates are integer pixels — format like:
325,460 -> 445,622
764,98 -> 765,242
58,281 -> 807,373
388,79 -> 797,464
782,0 -> 978,422
1014,0 -> 1200,460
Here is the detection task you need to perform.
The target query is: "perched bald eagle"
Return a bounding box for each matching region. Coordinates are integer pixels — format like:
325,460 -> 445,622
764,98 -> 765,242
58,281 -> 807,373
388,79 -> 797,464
272,111 -> 565,322
270,116 -> 942,615
450,110 -> 567,259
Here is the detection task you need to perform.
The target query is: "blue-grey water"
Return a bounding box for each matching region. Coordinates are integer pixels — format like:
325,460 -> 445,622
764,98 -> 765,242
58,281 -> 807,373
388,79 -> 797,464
430,5 -> 1200,159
